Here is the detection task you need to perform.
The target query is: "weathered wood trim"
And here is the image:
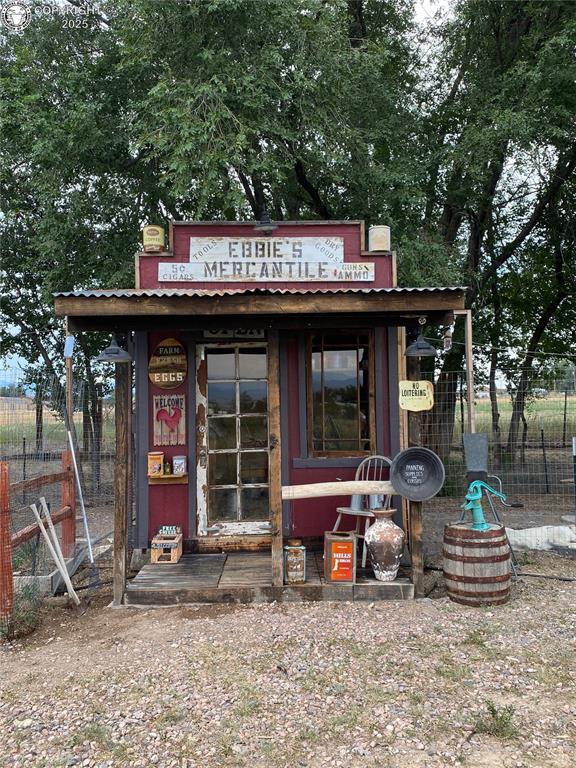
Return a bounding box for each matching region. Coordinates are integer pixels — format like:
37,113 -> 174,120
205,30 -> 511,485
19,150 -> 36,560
298,337 -> 308,458
60,451 -> 76,557
409,500 -> 424,597
374,329 -> 384,455
67,311 -> 458,334
189,535 -> 272,553
10,471 -> 71,494
171,219 -> 366,228
279,336 -> 291,537
368,331 -> 377,454
268,329 -> 284,587
134,253 -> 141,290
55,290 -> 466,319
397,327 -> 409,541
387,327 -> 403,518
195,347 -> 208,536
113,362 -> 130,606
0,462 -> 14,631
134,332 -> 149,548
185,335 -> 197,539
282,480 -> 394,500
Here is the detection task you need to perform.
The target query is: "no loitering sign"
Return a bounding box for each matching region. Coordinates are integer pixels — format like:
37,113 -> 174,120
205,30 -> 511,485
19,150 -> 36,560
398,380 -> 434,412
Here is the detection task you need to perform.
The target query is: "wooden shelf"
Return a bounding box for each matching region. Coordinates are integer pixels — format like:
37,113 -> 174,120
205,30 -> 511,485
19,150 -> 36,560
148,474 -> 188,485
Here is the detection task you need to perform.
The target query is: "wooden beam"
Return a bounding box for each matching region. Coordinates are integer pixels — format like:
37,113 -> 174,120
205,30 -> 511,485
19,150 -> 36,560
60,453 -> 76,558
113,362 -> 131,606
67,310 -> 458,334
55,289 -> 465,320
11,505 -> 73,549
0,462 -> 13,635
268,329 -> 284,587
10,471 -> 71,494
406,354 -> 424,596
409,500 -> 424,597
282,480 -> 394,500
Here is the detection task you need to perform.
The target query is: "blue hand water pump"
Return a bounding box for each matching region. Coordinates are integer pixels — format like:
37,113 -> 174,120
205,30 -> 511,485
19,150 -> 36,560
463,480 -> 507,531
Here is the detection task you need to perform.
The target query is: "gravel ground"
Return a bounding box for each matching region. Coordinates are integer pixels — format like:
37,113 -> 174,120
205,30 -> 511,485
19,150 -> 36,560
1,553 -> 575,768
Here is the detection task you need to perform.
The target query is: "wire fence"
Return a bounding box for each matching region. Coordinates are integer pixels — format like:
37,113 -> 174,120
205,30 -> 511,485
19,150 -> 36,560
0,370 -> 116,631
418,371 -> 576,563
1,364 -> 575,634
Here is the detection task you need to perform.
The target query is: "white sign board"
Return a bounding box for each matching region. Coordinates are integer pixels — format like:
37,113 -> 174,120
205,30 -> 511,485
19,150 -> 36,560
158,236 -> 375,282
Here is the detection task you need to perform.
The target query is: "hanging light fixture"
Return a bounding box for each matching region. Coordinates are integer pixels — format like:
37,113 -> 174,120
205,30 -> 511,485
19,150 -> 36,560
405,317 -> 437,358
253,206 -> 278,235
405,333 -> 438,358
96,336 -> 132,363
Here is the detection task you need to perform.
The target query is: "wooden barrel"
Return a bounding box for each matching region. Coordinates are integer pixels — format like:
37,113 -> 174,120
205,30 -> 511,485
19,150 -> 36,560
443,522 -> 511,606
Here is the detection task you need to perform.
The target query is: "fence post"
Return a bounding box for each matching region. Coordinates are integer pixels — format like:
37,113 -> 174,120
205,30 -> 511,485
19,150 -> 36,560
61,451 -> 76,558
0,462 -> 14,637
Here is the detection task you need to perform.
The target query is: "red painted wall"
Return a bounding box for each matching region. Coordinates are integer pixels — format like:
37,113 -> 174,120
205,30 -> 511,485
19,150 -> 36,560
147,331 -> 190,538
140,221 -> 395,542
139,221 -> 394,291
284,332 -> 392,538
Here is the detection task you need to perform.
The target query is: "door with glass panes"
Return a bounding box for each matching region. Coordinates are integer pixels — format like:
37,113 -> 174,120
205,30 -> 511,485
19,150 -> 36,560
196,344 -> 270,535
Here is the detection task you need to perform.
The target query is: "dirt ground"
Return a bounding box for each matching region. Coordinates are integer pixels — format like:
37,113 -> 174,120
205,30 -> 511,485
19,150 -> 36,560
1,552 -> 575,768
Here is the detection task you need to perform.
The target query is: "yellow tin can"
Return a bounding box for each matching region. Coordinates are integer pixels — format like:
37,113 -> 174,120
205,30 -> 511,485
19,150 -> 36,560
142,225 -> 165,253
147,451 -> 164,477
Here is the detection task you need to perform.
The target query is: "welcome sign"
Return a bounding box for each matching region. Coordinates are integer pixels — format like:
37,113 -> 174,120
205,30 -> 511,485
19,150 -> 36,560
158,236 -> 375,282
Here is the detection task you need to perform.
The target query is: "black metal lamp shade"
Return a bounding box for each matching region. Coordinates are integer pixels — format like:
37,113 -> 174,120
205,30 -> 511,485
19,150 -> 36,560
96,337 -> 132,363
405,333 -> 437,358
253,207 -> 278,234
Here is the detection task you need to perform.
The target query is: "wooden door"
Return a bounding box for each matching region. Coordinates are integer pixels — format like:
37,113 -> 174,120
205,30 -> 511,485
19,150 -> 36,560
196,343 -> 270,536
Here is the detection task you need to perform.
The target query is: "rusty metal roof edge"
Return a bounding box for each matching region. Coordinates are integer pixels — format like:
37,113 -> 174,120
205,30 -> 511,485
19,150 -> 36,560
54,286 -> 467,299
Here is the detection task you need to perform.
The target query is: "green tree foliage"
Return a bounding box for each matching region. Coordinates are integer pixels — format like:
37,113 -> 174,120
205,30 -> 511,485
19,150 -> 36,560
1,0 -> 575,459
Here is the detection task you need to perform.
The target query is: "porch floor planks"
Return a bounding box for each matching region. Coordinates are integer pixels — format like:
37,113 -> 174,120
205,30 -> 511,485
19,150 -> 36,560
124,550 -> 414,605
219,552 -> 271,587
128,554 -> 226,590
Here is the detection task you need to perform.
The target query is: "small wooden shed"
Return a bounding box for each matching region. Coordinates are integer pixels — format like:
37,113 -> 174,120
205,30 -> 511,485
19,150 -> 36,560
54,220 -> 465,604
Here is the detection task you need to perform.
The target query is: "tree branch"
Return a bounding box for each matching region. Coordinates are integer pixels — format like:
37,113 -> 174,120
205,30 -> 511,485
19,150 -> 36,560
294,159 -> 331,219
482,143 -> 576,285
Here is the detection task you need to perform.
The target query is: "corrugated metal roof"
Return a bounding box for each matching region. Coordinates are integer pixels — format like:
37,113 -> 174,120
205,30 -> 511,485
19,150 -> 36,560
54,286 -> 466,298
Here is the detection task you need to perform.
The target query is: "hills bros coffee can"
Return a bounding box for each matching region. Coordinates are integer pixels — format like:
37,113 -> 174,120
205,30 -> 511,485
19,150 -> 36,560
324,532 -> 357,583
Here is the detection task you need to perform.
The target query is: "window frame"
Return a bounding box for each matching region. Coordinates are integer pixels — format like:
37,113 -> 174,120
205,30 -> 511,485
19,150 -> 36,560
306,330 -> 376,458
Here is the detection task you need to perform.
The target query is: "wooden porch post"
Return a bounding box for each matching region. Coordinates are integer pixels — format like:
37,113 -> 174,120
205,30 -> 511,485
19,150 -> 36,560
113,361 -> 131,606
0,462 -> 13,636
60,451 -> 76,558
268,329 -> 284,586
406,355 -> 424,597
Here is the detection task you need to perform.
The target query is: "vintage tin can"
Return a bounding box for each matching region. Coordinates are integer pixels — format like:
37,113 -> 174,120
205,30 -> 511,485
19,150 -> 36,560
368,224 -> 391,252
147,451 -> 164,477
283,538 -> 306,584
142,224 -> 165,253
172,455 -> 187,475
324,532 -> 357,583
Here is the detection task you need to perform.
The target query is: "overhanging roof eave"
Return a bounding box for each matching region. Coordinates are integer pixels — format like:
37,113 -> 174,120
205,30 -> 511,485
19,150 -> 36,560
55,287 -> 466,333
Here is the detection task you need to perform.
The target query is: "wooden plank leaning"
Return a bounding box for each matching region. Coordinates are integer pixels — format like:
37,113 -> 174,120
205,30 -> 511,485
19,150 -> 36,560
30,500 -> 81,606
282,480 -> 394,501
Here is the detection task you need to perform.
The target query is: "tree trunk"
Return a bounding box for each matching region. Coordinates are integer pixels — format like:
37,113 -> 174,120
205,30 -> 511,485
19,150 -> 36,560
489,271 -> 503,469
507,293 -> 567,459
